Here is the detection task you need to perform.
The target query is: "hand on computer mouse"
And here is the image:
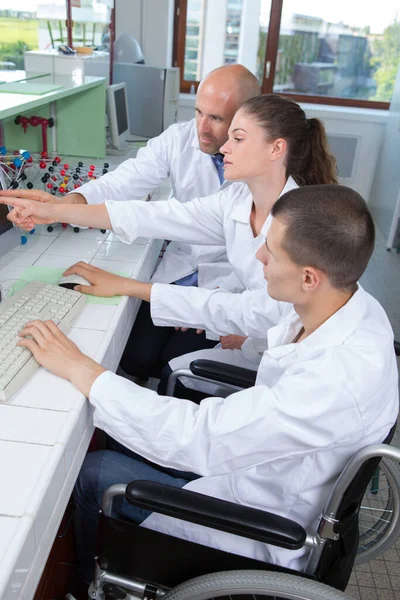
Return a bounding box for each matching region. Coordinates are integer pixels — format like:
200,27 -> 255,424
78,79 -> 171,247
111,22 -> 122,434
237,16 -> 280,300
62,262 -> 130,296
59,273 -> 92,290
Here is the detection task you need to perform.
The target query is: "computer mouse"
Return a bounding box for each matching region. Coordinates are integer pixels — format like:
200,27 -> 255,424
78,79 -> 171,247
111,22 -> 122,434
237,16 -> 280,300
59,274 -> 91,290
58,44 -> 76,55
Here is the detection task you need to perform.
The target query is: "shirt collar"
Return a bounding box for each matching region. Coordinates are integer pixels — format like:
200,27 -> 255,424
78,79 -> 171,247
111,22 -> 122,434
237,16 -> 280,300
267,286 -> 368,358
230,176 -> 299,226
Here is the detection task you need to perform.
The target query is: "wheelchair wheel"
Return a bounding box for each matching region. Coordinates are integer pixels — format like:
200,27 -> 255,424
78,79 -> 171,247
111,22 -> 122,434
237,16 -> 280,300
162,570 -> 352,599
356,457 -> 400,564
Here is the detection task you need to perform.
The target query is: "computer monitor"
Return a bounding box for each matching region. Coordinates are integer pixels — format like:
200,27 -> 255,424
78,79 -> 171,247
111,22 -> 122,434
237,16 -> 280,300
0,170 -> 20,259
106,82 -> 130,150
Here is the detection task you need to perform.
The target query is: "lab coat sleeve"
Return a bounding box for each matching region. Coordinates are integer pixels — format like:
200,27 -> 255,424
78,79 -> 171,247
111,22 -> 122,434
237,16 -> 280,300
241,337 -> 267,365
89,363 -> 363,476
105,192 -> 227,245
150,284 -> 283,338
72,128 -> 173,204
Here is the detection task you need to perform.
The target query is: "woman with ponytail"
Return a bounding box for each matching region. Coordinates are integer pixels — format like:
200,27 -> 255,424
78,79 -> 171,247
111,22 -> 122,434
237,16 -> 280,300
1,94 -> 338,394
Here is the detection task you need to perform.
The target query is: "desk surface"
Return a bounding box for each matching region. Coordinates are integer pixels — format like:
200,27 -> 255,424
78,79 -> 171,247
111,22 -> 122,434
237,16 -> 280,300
0,73 -> 106,120
0,193 -> 167,598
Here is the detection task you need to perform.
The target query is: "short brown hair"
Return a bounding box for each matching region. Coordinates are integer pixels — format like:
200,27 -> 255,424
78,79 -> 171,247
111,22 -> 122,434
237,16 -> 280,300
271,185 -> 375,291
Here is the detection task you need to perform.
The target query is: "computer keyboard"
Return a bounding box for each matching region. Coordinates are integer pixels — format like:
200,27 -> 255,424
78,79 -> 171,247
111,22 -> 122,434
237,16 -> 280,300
0,281 -> 87,402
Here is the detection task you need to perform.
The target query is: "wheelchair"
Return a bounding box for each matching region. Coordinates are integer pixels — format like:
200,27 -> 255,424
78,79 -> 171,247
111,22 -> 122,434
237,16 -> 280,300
83,356 -> 400,600
84,430 -> 400,600
166,339 -> 400,566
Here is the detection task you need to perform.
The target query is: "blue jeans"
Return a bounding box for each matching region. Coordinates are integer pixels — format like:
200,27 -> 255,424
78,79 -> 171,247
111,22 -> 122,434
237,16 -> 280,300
73,443 -> 199,583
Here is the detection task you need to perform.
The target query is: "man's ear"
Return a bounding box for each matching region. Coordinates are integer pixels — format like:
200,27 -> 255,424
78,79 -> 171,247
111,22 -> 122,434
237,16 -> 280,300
301,267 -> 322,292
270,137 -> 287,161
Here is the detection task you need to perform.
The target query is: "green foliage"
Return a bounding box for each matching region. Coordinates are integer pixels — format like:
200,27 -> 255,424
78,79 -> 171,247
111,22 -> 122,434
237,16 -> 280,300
371,19 -> 400,102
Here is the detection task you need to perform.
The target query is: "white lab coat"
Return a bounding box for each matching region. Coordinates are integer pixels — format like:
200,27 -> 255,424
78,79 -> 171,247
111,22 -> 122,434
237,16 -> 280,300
89,287 -> 399,572
77,119 -> 236,288
106,177 -> 298,381
107,177 -> 298,296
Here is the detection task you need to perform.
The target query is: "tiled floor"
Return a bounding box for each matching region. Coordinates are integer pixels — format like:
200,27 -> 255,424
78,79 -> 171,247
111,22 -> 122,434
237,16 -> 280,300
346,226 -> 400,599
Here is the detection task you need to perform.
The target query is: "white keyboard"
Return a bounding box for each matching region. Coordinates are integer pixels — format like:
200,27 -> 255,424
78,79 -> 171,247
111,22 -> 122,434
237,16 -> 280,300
0,281 -> 87,402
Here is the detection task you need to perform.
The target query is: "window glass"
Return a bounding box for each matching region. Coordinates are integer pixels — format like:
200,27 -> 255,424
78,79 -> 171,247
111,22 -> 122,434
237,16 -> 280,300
71,0 -> 112,49
183,0 -> 271,85
184,0 -> 205,81
224,0 -> 243,65
275,0 -> 400,102
0,1 -> 67,70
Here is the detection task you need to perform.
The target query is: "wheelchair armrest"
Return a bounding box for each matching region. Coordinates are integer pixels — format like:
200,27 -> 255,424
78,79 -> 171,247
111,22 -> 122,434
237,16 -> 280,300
190,359 -> 257,389
126,480 -> 306,550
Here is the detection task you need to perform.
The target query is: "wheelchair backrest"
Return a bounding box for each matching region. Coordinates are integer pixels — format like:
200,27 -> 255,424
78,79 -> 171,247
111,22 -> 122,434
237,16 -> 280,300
314,422 -> 396,590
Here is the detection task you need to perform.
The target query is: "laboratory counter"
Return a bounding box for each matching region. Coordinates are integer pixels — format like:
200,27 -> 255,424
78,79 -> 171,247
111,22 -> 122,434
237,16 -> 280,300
0,219 -> 164,599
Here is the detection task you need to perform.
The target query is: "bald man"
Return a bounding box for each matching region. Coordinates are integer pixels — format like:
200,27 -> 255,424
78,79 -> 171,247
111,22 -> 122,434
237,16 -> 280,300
10,65 -> 260,382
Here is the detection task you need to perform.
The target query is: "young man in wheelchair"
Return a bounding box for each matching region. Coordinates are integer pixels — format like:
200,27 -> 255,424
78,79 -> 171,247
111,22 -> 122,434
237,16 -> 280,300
15,185 -> 399,587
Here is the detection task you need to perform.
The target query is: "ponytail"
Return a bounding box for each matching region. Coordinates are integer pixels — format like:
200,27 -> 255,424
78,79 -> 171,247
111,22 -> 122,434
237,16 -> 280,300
290,118 -> 338,186
241,95 -> 338,186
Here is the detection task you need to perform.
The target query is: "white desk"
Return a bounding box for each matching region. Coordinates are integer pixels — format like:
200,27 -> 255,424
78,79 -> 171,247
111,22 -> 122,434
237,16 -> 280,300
0,219 -> 164,599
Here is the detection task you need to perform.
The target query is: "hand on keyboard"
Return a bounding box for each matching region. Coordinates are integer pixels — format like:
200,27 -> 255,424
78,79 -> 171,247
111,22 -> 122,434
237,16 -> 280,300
18,319 -> 106,398
0,281 -> 87,401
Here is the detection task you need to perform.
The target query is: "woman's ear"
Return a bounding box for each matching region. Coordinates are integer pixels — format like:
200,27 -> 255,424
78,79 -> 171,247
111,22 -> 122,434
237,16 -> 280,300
270,137 -> 287,161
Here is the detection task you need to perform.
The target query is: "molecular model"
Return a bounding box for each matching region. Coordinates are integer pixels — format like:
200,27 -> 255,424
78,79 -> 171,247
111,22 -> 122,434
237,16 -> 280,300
0,147 -> 109,235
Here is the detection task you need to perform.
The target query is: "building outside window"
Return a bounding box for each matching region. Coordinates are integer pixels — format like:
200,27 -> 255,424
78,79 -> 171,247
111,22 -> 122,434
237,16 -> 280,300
174,0 -> 400,108
0,0 -> 111,71
224,0 -> 243,65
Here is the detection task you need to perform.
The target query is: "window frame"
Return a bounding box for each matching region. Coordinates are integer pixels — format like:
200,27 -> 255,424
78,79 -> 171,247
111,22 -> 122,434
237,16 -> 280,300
172,0 -> 390,109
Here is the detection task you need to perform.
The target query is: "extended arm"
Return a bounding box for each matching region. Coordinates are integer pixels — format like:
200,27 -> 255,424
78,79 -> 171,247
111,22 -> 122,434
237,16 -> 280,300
150,284 -> 287,338
67,129 -> 173,205
17,320 -> 365,477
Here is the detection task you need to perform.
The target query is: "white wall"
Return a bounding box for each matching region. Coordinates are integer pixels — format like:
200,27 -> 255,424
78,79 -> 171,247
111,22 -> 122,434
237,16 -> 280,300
201,1 -> 227,76
115,0 -> 142,47
115,0 -> 174,67
238,0 -> 262,74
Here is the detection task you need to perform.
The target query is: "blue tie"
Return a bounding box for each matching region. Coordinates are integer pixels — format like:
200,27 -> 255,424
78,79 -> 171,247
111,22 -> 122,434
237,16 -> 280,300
212,153 -> 225,184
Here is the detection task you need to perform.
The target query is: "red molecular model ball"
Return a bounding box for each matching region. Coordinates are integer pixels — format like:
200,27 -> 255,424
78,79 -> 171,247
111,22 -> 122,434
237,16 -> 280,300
90,164 -> 95,171
60,169 -> 66,176
27,157 -> 33,163
63,163 -> 69,169
55,156 -> 61,163
41,151 -> 48,158
47,183 -> 53,189
39,161 -> 46,169
88,170 -> 93,177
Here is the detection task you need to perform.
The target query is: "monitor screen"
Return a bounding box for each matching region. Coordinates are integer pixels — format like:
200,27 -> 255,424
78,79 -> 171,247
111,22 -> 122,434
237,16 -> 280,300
114,86 -> 129,136
0,204 -> 13,236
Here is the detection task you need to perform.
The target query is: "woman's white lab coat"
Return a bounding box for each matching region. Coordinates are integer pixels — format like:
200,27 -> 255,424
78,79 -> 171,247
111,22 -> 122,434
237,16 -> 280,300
106,177 -> 298,329
77,119 -> 235,287
89,287 -> 399,572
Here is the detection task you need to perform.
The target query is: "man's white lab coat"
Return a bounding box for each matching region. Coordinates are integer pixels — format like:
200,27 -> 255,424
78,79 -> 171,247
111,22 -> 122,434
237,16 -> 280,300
77,119 -> 234,287
89,287 -> 399,572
